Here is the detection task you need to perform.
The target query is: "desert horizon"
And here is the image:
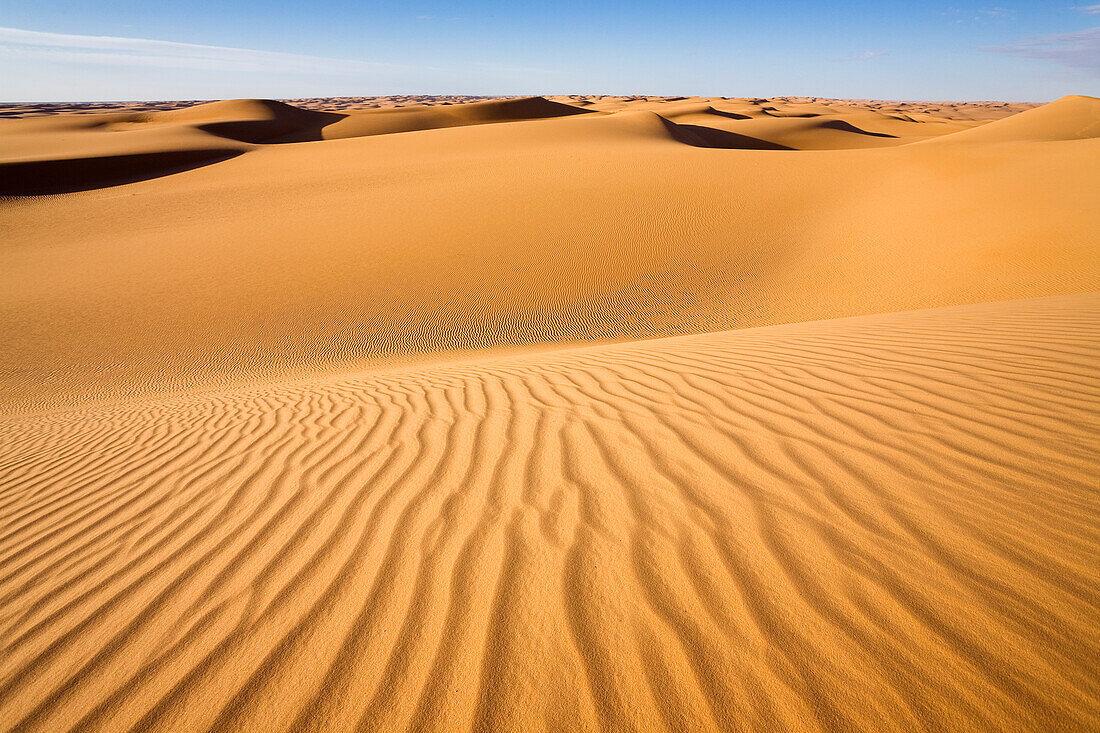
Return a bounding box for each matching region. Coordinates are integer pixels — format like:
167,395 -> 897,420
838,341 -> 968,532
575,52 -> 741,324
2,2 -> 1100,730
0,94 -> 1049,111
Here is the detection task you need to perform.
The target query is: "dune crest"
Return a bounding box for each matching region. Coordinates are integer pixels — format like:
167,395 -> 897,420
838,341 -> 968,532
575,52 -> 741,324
2,94 -> 1087,198
0,95 -> 591,194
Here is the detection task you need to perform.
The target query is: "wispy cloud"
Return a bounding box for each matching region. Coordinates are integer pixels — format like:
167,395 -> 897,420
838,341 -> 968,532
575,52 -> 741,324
942,6 -> 1016,23
1073,5 -> 1100,14
837,50 -> 889,61
0,26 -> 416,75
983,27 -> 1100,74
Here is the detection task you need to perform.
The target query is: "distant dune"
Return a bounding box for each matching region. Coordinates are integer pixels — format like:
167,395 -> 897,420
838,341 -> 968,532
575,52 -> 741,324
915,94 -> 1100,144
2,95 -> 1097,408
1,94 -> 1098,731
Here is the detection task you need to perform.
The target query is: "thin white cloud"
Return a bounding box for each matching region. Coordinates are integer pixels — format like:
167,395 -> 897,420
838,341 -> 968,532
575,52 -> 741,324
1074,5 -> 1100,14
983,26 -> 1100,74
0,26 -> 420,75
838,50 -> 889,61
942,6 -> 1016,23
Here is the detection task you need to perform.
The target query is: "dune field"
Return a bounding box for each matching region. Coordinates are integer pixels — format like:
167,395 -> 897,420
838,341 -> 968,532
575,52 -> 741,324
1,94 -> 1099,731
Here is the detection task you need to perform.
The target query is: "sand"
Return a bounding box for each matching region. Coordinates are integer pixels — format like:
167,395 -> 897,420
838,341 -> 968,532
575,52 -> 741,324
1,94 -> 1098,731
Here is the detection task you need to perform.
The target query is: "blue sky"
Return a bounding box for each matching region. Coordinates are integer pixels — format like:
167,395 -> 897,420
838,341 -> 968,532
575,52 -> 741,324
1,1 -> 1097,101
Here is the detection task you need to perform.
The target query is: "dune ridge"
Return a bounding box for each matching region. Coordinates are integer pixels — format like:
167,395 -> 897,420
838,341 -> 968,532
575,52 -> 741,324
1,94 -> 1088,198
0,96 -> 586,194
2,94 -> 1098,409
1,293 -> 1098,731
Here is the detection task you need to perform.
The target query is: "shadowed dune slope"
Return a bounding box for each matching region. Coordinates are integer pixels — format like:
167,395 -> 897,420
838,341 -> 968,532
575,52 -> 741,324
283,95 -> 591,141
644,103 -> 903,149
0,149 -> 245,196
2,94 -> 1098,408
0,293 -> 1097,732
701,116 -> 899,149
153,98 -> 343,141
0,96 -> 586,192
0,94 -> 1071,197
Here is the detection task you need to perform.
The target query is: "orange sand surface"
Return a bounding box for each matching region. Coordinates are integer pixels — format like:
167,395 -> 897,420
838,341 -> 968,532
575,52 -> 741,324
1,94 -> 1098,731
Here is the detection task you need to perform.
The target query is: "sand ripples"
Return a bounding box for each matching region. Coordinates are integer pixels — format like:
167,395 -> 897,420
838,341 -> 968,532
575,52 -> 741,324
1,294 -> 1098,732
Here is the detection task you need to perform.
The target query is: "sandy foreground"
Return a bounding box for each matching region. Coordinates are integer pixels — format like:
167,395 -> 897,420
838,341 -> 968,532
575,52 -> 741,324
1,94 -> 1099,731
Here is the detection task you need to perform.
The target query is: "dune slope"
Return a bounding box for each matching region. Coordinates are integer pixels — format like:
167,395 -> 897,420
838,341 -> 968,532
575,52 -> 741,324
1,95 -> 1099,732
2,96 -> 1098,408
1,293 -> 1098,732
916,94 -> 1100,144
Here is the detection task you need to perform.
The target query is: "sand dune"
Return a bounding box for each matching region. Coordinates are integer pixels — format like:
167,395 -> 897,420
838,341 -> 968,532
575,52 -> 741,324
0,95 -> 505,119
2,95 -> 1098,408
288,96 -> 589,142
1,294 -> 1098,731
1,93 -> 1099,731
0,97 -> 584,193
917,94 -> 1100,144
0,94 -> 1057,196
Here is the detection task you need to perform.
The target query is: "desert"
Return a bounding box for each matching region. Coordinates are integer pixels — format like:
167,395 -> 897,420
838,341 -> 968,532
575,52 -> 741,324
1,75 -> 1099,733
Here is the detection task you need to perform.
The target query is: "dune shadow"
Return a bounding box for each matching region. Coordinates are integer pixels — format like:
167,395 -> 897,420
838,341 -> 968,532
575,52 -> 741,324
705,108 -> 753,120
820,119 -> 896,138
761,107 -> 819,118
660,118 -> 793,150
0,149 -> 246,196
200,109 -> 348,144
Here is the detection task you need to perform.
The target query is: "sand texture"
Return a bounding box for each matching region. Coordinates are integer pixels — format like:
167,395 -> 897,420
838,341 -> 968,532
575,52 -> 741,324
1,94 -> 1099,731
